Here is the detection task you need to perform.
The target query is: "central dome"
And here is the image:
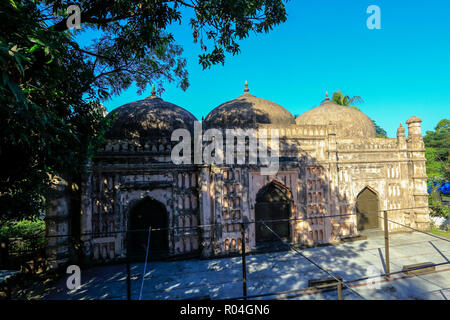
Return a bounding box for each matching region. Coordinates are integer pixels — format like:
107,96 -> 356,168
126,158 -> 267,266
203,82 -> 295,129
295,95 -> 376,138
106,86 -> 197,141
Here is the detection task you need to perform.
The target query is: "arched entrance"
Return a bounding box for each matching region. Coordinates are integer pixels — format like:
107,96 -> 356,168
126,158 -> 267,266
255,181 -> 291,245
128,197 -> 168,259
356,187 -> 379,231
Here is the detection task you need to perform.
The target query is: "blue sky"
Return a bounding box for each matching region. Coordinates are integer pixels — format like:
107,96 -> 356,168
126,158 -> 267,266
83,0 -> 450,137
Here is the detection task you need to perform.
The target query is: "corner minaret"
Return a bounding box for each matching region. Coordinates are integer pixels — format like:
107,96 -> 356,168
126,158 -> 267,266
406,115 -> 423,148
405,115 -> 429,230
397,122 -> 406,149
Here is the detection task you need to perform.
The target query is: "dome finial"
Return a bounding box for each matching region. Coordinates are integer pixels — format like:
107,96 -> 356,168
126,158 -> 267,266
244,80 -> 249,93
151,84 -> 156,96
325,91 -> 330,101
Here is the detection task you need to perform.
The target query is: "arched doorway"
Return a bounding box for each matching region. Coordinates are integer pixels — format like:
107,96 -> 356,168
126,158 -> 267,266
128,197 -> 169,259
356,187 -> 379,231
255,181 -> 291,245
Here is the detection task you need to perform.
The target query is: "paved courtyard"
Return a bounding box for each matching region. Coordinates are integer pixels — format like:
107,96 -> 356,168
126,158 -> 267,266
24,231 -> 450,300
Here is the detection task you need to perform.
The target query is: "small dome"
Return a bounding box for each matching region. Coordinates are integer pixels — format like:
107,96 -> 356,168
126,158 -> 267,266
406,115 -> 422,124
106,90 -> 197,141
203,82 -> 295,129
295,98 -> 376,138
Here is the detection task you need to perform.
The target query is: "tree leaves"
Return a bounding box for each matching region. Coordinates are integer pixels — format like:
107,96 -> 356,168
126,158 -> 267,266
331,90 -> 387,138
191,0 -> 287,68
331,90 -> 364,107
373,120 -> 387,138
424,118 -> 450,182
0,0 -> 289,220
0,0 -> 110,220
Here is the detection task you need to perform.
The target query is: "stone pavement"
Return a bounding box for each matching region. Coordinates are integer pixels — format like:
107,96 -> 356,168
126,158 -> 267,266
24,231 -> 450,300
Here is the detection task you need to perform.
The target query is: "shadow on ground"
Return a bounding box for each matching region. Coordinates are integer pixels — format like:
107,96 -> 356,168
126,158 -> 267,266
13,231 -> 450,300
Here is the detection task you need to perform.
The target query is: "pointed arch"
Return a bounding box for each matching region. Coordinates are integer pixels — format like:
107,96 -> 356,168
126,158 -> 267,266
255,180 -> 292,245
356,186 -> 379,231
128,196 -> 169,260
256,179 -> 293,203
357,185 -> 379,198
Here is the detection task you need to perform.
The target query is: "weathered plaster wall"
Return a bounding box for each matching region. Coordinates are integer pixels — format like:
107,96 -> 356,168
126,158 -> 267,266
70,117 -> 431,264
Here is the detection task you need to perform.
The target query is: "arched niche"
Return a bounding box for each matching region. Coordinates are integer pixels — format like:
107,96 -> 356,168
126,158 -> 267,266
356,186 -> 379,231
128,197 -> 169,260
254,180 -> 292,245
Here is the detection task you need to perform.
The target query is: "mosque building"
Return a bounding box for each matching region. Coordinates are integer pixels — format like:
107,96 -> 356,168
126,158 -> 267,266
45,82 -> 430,266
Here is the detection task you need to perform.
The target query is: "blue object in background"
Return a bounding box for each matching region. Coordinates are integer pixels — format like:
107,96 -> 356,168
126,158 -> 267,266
428,181 -> 450,195
428,181 -> 439,193
439,182 -> 450,195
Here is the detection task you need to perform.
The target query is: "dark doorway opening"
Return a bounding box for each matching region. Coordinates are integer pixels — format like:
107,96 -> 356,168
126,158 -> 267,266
255,181 -> 291,247
128,197 -> 168,260
356,187 -> 379,231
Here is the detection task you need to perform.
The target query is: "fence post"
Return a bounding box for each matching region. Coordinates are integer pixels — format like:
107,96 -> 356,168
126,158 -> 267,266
384,210 -> 390,279
240,223 -> 247,299
0,238 -> 9,269
126,231 -> 131,300
337,280 -> 343,300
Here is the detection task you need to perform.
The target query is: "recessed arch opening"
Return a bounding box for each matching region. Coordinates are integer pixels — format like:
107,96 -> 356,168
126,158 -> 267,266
255,180 -> 292,246
128,197 -> 169,260
356,186 -> 379,231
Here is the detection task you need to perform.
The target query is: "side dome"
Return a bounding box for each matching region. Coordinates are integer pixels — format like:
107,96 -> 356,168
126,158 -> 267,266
106,87 -> 197,141
203,82 -> 295,129
295,95 -> 376,138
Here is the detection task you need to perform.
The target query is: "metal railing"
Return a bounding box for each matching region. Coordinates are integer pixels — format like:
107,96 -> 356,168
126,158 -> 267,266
2,204 -> 449,300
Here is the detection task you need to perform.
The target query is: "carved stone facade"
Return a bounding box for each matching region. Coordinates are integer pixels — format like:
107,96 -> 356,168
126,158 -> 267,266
47,85 -> 430,265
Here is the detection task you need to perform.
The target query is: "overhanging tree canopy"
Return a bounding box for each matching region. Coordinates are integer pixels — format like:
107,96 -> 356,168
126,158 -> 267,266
0,0 -> 289,221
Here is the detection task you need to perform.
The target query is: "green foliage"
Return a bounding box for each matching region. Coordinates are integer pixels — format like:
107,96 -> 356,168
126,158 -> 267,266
424,119 -> 450,219
429,194 -> 450,219
0,218 -> 46,253
48,0 -> 289,96
1,1 -> 111,221
430,225 -> 450,237
424,118 -> 450,182
0,219 -> 45,239
1,0 -> 288,221
193,0 -> 288,69
373,120 -> 388,138
425,148 -> 446,181
331,90 -> 388,138
331,90 -> 364,106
